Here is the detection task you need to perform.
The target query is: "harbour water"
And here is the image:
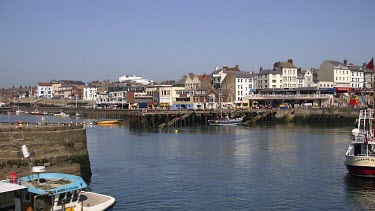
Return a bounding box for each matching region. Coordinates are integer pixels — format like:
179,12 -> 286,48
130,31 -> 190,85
1,114 -> 374,210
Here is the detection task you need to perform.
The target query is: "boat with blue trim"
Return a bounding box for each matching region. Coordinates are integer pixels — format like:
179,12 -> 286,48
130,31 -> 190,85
0,146 -> 116,210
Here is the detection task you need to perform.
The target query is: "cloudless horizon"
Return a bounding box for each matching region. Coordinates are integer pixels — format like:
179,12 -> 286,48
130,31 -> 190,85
1,0 -> 374,88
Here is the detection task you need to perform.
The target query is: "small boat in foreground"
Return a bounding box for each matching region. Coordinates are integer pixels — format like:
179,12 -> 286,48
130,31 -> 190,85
93,118 -> 122,125
0,146 -> 116,210
208,116 -> 244,126
345,108 -> 375,177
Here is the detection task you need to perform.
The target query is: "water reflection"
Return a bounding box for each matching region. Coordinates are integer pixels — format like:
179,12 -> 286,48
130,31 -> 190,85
345,175 -> 375,210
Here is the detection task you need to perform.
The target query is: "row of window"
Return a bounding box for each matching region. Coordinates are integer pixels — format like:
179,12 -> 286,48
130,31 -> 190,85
237,79 -> 253,83
335,77 -> 350,81
283,69 -> 297,74
335,70 -> 349,74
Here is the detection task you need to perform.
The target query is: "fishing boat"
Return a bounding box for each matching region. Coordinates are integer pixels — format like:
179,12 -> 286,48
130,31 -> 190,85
344,108 -> 375,177
93,118 -> 122,125
208,116 -> 244,126
0,146 -> 116,210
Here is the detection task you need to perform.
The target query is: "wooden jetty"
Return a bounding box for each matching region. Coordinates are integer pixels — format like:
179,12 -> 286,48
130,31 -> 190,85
0,106 -> 360,128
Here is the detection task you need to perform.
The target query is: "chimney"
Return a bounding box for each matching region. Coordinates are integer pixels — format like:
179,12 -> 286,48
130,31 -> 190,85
287,59 -> 293,64
235,65 -> 239,69
344,59 -> 348,66
259,67 -> 263,72
223,65 -> 228,71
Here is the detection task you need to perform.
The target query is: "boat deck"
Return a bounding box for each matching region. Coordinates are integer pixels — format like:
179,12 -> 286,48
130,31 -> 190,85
78,191 -> 116,210
20,178 -> 73,190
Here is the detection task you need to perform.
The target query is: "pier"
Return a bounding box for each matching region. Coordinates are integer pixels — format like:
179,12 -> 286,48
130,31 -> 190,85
0,122 -> 91,181
0,106 -> 360,127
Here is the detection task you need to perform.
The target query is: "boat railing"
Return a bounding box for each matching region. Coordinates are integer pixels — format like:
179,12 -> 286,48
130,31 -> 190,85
356,154 -> 370,157
359,109 -> 374,120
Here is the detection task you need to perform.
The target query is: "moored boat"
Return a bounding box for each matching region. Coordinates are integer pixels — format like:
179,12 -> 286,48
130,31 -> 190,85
208,116 -> 244,126
0,146 -> 116,210
345,108 -> 375,177
93,118 -> 122,125
54,111 -> 69,117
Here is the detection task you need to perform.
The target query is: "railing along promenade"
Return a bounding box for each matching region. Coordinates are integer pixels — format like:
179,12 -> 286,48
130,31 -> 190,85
246,94 -> 332,100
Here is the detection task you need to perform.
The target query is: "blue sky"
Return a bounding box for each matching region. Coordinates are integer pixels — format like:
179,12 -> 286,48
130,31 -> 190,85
0,0 -> 374,88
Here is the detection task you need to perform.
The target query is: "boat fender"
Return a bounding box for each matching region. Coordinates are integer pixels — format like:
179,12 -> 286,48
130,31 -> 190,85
66,207 -> 75,211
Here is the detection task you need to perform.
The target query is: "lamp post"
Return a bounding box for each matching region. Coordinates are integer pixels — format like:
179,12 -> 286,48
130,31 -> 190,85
121,91 -> 124,109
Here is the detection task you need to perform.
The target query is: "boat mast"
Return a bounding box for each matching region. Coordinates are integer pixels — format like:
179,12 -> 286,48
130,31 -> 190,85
372,57 -> 374,139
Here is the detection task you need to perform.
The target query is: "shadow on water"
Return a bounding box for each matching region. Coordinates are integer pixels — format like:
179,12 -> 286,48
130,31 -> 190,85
344,174 -> 375,210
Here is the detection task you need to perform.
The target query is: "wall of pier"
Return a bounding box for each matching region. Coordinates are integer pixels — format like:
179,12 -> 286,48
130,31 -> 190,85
0,124 -> 91,182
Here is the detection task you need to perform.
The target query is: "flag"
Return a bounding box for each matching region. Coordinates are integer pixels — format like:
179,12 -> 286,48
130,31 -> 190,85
367,58 -> 374,70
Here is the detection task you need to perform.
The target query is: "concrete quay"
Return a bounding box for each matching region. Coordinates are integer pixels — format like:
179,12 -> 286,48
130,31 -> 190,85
0,123 -> 91,182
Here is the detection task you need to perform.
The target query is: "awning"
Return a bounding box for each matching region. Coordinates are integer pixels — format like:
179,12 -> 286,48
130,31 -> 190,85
0,182 -> 27,193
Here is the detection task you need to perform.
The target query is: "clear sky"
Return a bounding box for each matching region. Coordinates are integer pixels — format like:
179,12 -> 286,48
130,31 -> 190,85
0,0 -> 374,88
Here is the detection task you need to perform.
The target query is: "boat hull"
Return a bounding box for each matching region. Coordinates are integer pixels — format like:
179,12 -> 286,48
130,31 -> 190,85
96,120 -> 120,125
345,155 -> 375,177
208,121 -> 242,126
208,117 -> 244,126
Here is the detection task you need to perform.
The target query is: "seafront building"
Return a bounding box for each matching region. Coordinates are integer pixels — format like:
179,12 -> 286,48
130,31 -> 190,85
1,58 -> 374,109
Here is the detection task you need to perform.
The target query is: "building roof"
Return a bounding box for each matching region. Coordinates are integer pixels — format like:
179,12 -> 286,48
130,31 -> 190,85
325,60 -> 347,68
57,80 -> 85,85
274,60 -> 297,69
38,82 -> 52,86
230,71 -> 252,78
255,68 -> 282,75
198,74 -> 210,82
349,65 -> 373,73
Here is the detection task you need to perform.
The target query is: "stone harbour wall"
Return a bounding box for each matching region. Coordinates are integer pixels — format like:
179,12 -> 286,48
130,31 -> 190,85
0,125 -> 92,182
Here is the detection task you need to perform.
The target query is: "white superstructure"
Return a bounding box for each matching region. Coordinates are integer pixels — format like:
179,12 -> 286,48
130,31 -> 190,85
119,75 -> 153,85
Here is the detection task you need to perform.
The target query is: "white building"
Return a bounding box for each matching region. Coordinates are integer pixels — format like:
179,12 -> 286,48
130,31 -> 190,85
349,66 -> 364,89
254,68 -> 283,89
36,82 -> 53,99
118,75 -> 153,85
319,60 -> 351,87
159,85 -> 185,107
83,85 -> 99,101
274,59 -> 298,89
303,69 -> 315,87
231,71 -> 254,102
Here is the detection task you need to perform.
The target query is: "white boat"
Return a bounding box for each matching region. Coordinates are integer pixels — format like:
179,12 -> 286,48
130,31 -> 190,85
75,113 -> 82,117
15,110 -> 24,115
0,146 -> 116,210
54,111 -> 70,117
208,116 -> 244,126
344,108 -> 375,177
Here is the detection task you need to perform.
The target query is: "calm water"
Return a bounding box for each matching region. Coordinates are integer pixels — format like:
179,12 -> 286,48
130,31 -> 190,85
1,114 -> 374,210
